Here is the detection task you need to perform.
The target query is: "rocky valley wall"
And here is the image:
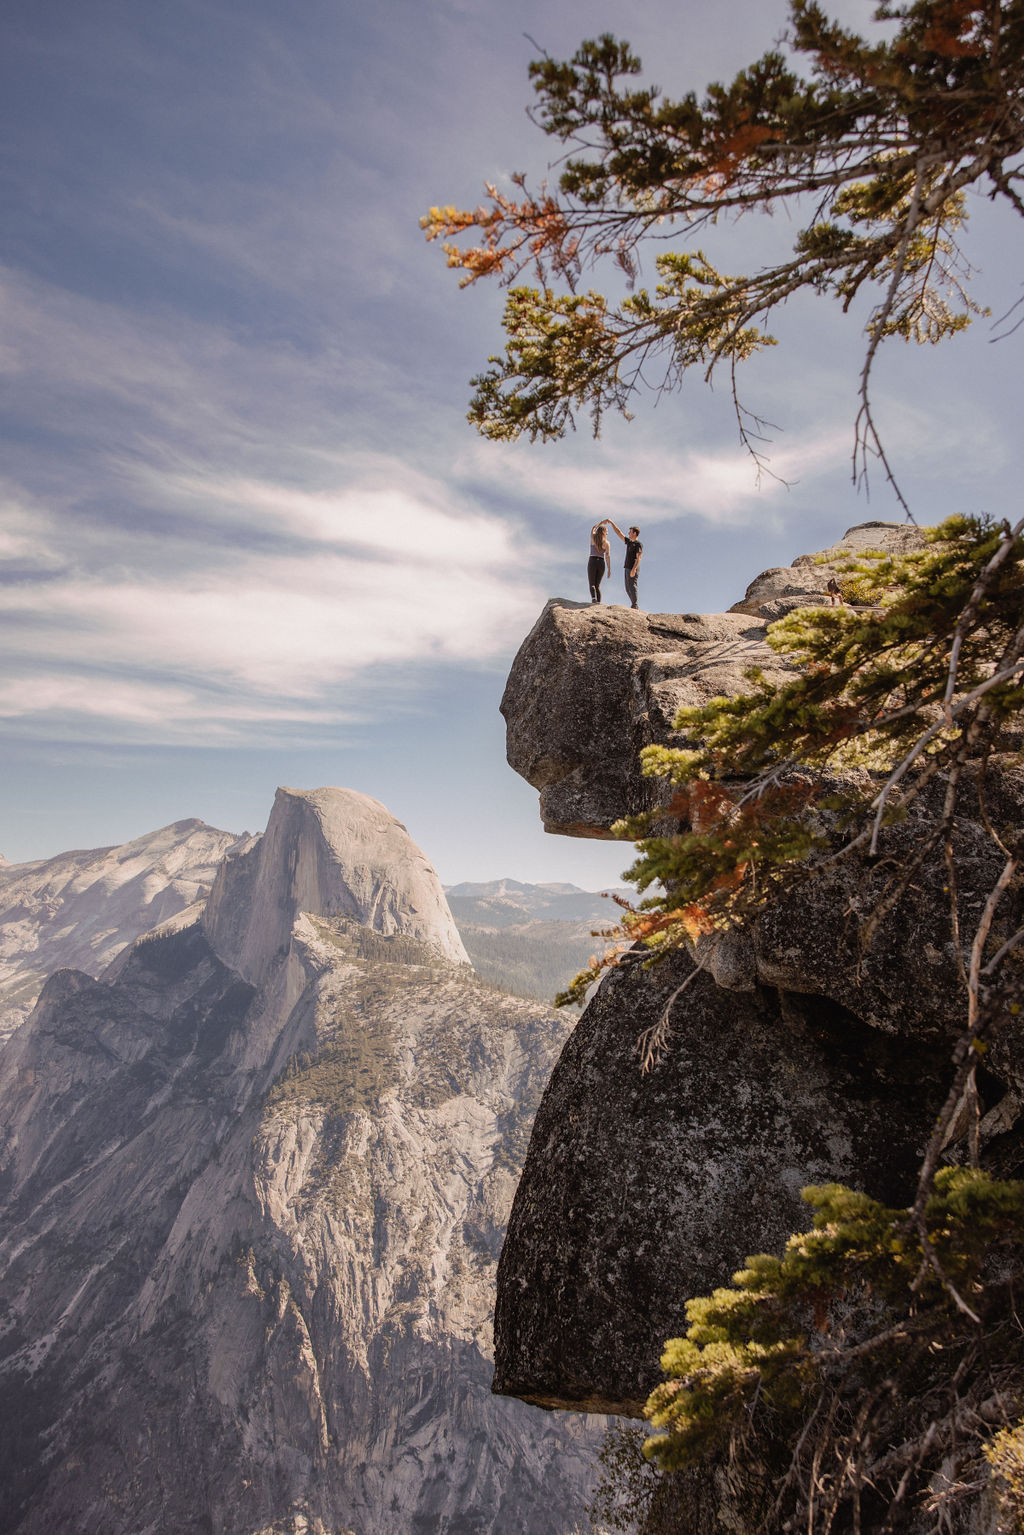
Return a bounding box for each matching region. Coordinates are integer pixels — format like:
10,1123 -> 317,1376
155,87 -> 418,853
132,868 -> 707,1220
0,787 -> 606,1535
0,819 -> 249,1044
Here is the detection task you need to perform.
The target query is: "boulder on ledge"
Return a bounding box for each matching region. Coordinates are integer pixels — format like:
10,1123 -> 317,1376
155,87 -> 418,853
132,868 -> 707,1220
500,524 -> 924,839
499,601 -> 789,838
730,520 -> 924,617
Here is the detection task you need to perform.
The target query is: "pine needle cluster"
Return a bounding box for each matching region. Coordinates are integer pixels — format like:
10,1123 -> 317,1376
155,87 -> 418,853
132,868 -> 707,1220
643,1170 -> 1024,1529
425,1 -> 1024,501
559,515 -> 1024,1006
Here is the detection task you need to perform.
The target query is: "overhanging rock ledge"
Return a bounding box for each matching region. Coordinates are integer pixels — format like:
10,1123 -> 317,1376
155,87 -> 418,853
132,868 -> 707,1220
499,601 -> 788,838
499,523 -> 924,840
493,522 -> 1024,1423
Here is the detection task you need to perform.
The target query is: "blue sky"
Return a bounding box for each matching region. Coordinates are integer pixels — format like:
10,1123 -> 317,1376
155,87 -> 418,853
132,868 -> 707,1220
1,0 -> 1021,885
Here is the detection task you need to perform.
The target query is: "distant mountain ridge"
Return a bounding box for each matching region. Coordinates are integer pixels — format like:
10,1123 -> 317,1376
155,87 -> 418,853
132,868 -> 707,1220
0,820 -> 629,1045
445,877 -> 630,927
445,878 -> 631,1003
0,818 -> 248,1042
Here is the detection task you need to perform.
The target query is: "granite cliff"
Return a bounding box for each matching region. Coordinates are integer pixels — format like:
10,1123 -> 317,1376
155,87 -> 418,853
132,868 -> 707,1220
493,523 -> 1024,1429
500,522 -> 925,841
0,786 -> 604,1534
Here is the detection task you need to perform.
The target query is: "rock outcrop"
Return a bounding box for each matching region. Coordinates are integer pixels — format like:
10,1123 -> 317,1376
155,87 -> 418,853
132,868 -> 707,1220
493,524 -> 1024,1425
493,951 -> 954,1415
500,524 -> 925,839
729,519 -> 925,617
501,603 -> 792,837
202,785 -> 469,983
0,818 -> 246,1042
0,787 -> 604,1534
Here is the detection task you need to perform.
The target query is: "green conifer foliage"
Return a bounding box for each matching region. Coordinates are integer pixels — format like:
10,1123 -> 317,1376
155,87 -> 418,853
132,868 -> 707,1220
985,1423 -> 1024,1526
643,1171 -> 1024,1528
425,1 -> 1024,499
557,516 -> 1024,1011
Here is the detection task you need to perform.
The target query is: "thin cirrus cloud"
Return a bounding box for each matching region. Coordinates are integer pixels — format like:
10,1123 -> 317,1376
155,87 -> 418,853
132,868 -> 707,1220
144,465 -> 524,568
0,245 -> 549,744
0,474 -> 545,739
0,263 -> 361,454
0,672 -> 362,746
467,427 -> 854,528
2,551 -> 542,688
463,382 -> 1008,533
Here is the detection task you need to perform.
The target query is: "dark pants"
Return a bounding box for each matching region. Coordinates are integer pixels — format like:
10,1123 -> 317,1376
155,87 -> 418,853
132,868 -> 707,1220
588,556 -> 605,603
625,570 -> 639,608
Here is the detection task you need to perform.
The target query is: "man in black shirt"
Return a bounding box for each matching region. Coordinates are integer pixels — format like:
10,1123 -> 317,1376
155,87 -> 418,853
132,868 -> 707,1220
604,520 -> 643,608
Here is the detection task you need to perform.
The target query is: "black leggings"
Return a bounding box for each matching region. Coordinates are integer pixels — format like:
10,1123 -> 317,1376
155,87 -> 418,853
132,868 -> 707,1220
588,555 -> 605,603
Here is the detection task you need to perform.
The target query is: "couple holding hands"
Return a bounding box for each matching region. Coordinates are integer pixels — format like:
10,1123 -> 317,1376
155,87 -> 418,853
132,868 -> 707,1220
588,519 -> 643,608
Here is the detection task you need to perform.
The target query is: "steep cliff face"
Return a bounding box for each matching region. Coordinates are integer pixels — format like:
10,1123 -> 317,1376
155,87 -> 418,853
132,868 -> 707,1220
494,951 -> 958,1416
0,818 -> 246,1042
494,528 -> 1024,1422
0,787 -> 602,1535
203,785 -> 468,984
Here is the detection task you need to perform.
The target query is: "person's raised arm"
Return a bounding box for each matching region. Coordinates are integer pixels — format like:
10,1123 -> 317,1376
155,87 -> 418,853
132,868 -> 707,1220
604,519 -> 625,542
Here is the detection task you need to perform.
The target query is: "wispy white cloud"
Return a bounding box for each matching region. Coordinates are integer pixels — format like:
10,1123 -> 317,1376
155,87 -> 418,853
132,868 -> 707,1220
457,374 -> 1011,532
140,461 -> 529,567
0,452 -> 544,738
2,549 -> 541,690
0,672 -> 361,745
0,249 -> 549,743
0,264 -> 353,455
462,426 -> 854,527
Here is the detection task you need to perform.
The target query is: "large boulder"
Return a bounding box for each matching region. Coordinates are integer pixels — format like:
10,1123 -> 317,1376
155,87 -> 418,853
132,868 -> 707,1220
499,525 -> 926,839
494,949 -> 953,1415
493,775 -> 1024,1414
500,603 -> 790,837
